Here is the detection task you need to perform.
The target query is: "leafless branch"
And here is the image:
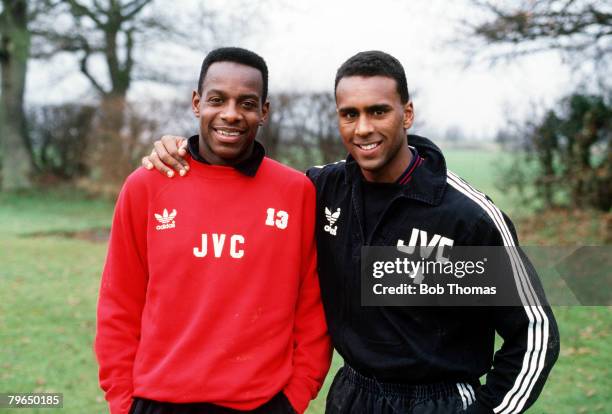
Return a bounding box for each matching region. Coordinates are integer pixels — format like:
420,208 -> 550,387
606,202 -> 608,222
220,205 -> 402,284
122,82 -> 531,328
123,0 -> 152,21
460,0 -> 611,70
80,49 -> 107,95
65,0 -> 103,26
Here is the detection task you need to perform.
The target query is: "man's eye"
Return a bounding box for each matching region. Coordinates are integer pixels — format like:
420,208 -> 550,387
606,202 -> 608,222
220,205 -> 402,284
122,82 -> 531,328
208,97 -> 223,104
242,101 -> 257,109
344,112 -> 357,119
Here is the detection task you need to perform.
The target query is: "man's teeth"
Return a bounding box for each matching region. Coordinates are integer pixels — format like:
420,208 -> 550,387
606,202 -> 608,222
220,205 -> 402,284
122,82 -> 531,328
359,143 -> 379,150
217,130 -> 242,137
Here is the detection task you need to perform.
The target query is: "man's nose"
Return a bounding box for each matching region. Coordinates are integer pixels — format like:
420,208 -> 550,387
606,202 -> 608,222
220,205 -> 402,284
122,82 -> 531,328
221,102 -> 241,123
355,116 -> 374,138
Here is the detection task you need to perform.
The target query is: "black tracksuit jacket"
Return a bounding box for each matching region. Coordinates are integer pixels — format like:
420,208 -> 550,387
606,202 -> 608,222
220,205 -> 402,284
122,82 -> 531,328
306,135 -> 560,414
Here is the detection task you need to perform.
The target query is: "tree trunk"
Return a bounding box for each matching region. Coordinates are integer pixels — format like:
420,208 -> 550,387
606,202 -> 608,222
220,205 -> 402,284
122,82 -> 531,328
85,93 -> 134,194
0,0 -> 34,190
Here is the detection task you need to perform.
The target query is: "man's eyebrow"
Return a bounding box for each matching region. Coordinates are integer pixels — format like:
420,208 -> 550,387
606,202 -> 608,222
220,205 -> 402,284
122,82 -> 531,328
338,103 -> 392,113
205,89 -> 226,96
337,106 -> 357,113
204,90 -> 260,101
367,104 -> 392,112
238,93 -> 260,101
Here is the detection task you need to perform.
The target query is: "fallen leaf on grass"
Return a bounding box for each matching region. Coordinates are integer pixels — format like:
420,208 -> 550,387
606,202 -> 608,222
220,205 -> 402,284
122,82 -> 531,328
579,325 -> 595,339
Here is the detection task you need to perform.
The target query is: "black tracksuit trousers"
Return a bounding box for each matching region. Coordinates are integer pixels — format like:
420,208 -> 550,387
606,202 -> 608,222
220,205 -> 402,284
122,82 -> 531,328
326,366 -> 480,414
129,392 -> 295,414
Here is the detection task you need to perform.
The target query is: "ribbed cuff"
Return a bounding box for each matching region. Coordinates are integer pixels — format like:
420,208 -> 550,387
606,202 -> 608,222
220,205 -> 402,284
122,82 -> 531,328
283,382 -> 309,414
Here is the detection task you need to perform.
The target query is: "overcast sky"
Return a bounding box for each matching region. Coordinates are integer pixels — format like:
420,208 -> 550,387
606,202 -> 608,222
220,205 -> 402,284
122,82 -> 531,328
27,0 -> 575,140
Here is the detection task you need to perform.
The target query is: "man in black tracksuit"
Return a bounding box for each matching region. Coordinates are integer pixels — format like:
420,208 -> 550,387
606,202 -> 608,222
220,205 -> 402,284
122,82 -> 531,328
143,50 -> 560,413
307,134 -> 559,413
305,52 -> 559,414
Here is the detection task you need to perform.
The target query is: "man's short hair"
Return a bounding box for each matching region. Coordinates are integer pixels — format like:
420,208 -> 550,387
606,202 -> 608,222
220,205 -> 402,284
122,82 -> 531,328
197,47 -> 269,103
334,51 -> 410,104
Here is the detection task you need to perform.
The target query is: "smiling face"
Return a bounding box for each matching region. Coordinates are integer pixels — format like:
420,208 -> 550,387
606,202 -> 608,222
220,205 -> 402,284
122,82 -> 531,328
336,75 -> 414,183
192,61 -> 269,165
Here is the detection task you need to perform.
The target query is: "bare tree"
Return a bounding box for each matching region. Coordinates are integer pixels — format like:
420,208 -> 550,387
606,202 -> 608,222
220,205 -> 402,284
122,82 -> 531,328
0,0 -> 34,190
28,103 -> 95,179
298,92 -> 344,165
464,0 -> 611,74
29,0 -> 161,187
259,93 -> 300,160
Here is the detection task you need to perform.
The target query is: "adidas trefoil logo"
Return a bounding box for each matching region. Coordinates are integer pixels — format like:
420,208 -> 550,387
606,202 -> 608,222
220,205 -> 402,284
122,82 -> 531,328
155,208 -> 177,231
324,207 -> 341,236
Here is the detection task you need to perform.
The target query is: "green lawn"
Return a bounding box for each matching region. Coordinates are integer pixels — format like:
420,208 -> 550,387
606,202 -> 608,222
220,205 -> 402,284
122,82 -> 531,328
443,148 -> 526,217
0,151 -> 609,413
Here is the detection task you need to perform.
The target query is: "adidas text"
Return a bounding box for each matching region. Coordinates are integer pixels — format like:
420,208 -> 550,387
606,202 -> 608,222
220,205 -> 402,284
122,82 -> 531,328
156,222 -> 176,231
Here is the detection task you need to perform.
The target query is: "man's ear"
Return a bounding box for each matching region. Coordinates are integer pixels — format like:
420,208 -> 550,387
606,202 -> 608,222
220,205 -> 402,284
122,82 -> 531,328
192,90 -> 201,117
403,100 -> 414,130
260,100 -> 270,125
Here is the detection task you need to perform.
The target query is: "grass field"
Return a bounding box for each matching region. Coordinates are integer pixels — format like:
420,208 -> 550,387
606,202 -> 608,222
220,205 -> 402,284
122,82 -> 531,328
0,149 -> 610,413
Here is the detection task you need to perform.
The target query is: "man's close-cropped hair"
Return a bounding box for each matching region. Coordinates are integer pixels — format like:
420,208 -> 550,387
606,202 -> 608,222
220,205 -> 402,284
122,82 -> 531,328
335,50 -> 409,104
197,47 -> 269,103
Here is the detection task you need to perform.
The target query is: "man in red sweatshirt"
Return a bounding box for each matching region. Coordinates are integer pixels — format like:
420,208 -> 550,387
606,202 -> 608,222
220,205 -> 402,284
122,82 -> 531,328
95,47 -> 331,414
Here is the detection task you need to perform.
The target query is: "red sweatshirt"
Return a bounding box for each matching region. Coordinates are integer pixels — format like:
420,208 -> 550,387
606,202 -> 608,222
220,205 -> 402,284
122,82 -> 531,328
95,156 -> 332,414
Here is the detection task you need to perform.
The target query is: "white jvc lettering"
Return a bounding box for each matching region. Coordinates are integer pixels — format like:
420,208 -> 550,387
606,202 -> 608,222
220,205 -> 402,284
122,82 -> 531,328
193,233 -> 245,259
397,228 -> 454,261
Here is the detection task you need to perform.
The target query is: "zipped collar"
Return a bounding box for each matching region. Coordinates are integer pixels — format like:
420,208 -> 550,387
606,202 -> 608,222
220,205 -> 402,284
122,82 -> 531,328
344,134 -> 447,206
